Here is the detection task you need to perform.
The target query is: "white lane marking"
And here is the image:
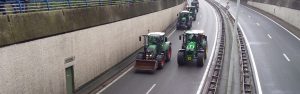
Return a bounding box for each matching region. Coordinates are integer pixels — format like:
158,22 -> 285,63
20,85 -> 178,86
238,23 -> 263,94
283,53 -> 291,62
267,34 -> 272,39
198,22 -> 200,24
97,26 -> 177,94
196,2 -> 219,94
146,84 -> 157,94
256,22 -> 260,26
167,29 -> 176,38
244,5 -> 300,41
248,15 -> 251,18
96,66 -> 134,94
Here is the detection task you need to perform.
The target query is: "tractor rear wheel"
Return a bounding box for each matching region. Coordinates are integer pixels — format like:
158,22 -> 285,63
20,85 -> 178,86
197,53 -> 204,67
204,49 -> 207,59
165,47 -> 172,62
177,51 -> 185,66
157,55 -> 165,69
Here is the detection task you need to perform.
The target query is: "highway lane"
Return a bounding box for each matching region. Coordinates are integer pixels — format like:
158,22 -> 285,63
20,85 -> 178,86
97,0 -> 219,94
222,1 -> 300,94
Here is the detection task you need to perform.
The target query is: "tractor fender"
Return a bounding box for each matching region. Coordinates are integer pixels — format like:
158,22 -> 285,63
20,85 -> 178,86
163,41 -> 172,52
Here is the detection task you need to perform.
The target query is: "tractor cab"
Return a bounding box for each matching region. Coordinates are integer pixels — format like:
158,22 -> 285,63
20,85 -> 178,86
176,11 -> 193,30
147,32 -> 166,45
178,11 -> 192,22
191,0 -> 199,9
177,30 -> 207,67
187,6 -> 198,21
184,30 -> 207,49
145,32 -> 168,54
187,6 -> 198,13
136,32 -> 172,73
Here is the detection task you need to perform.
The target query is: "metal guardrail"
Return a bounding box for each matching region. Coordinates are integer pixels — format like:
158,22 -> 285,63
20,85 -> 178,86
204,0 -> 257,94
217,1 -> 257,94
205,0 -> 226,93
0,0 -> 144,15
224,4 -> 257,94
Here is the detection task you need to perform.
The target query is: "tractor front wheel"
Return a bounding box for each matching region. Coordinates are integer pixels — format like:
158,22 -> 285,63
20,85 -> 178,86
197,53 -> 204,67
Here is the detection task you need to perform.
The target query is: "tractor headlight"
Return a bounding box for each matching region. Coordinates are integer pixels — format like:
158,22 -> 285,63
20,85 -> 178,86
145,52 -> 153,59
146,54 -> 152,57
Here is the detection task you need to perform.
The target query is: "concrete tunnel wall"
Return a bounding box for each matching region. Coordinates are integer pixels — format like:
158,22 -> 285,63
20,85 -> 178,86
0,0 -> 184,47
247,1 -> 300,29
0,2 -> 185,94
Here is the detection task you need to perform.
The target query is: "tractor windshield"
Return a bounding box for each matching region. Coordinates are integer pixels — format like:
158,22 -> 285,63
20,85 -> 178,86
186,34 -> 197,42
148,36 -> 161,45
179,13 -> 188,20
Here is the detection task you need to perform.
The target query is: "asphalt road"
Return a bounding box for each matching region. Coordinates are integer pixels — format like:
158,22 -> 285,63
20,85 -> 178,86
221,1 -> 300,94
96,0 -> 219,94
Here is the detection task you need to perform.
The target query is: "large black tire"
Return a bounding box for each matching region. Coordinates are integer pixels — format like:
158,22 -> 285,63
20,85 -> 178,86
197,53 -> 204,67
157,55 -> 165,69
177,51 -> 186,66
204,49 -> 207,59
165,47 -> 172,62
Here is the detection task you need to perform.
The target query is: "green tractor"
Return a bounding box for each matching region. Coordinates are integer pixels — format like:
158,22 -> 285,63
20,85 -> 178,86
176,11 -> 193,30
187,6 -> 198,21
177,30 -> 208,67
135,32 -> 172,73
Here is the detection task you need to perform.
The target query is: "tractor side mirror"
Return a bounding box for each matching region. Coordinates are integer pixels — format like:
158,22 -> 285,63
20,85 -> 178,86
179,36 -> 182,40
139,36 -> 142,41
165,37 -> 168,42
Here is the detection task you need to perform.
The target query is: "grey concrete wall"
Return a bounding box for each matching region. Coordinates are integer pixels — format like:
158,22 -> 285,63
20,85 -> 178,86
0,2 -> 185,94
248,1 -> 300,29
0,0 -> 184,47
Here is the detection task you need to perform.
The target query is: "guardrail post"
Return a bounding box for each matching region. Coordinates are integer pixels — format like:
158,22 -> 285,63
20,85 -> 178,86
46,0 -> 50,10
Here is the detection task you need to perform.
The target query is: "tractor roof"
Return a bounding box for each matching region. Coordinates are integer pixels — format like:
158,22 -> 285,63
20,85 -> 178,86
148,32 -> 165,36
181,10 -> 190,13
185,30 -> 205,35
